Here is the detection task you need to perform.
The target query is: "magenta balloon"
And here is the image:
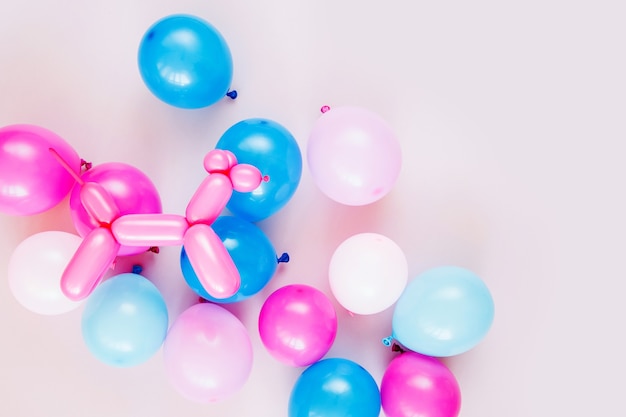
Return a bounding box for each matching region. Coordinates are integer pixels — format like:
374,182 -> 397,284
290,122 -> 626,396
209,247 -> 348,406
0,124 -> 80,216
69,162 -> 162,256
307,106 -> 402,206
163,303 -> 253,403
258,284 -> 337,367
381,352 -> 461,417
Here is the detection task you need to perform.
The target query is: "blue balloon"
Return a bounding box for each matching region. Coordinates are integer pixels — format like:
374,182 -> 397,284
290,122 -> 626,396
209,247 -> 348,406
81,273 -> 169,367
289,358 -> 381,417
392,266 -> 495,357
216,119 -> 302,222
181,216 -> 278,303
137,14 -> 233,109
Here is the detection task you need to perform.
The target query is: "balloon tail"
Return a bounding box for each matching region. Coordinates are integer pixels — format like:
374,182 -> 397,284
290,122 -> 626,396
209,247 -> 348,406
49,148 -> 84,185
148,246 -> 160,254
132,265 -> 143,274
320,105 -> 331,113
226,90 -> 238,99
277,252 -> 290,263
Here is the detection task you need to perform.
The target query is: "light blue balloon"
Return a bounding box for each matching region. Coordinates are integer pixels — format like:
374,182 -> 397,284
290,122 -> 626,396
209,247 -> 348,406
180,215 -> 279,303
392,266 -> 495,357
289,358 -> 380,417
137,14 -> 233,109
216,118 -> 302,222
81,273 -> 169,367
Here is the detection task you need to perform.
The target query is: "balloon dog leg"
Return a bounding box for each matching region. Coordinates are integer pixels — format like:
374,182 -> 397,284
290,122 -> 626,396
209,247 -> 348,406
61,227 -> 120,301
183,223 -> 240,299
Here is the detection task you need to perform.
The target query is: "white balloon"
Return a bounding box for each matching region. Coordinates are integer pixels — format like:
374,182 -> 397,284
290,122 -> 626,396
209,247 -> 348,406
329,233 -> 408,315
8,231 -> 84,315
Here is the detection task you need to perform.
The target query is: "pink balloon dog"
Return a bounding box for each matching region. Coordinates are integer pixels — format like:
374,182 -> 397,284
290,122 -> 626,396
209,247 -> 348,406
111,149 -> 263,299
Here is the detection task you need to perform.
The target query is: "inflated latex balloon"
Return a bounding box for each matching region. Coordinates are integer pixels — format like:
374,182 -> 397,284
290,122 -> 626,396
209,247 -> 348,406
381,352 -> 461,417
8,231 -> 83,315
69,162 -> 162,256
81,273 -> 168,367
216,118 -> 302,222
0,124 -> 80,216
163,303 -> 253,403
181,215 -> 278,303
138,14 -> 233,109
392,266 -> 495,357
289,358 -> 381,417
307,106 -> 402,206
258,284 -> 337,367
329,233 -> 408,315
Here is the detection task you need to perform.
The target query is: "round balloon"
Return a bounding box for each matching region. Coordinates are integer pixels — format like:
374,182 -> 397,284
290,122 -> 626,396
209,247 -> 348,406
8,231 -> 83,315
259,284 -> 337,367
289,358 -> 381,417
329,232 -> 408,315
307,106 -> 402,206
381,352 -> 461,417
0,124 -> 80,216
69,162 -> 162,256
81,273 -> 169,367
138,14 -> 233,108
163,303 -> 253,403
392,266 -> 495,357
216,118 -> 302,222
180,215 -> 278,303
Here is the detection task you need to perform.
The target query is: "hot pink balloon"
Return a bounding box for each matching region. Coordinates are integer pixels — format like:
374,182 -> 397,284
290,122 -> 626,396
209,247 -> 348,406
0,124 -> 80,216
163,303 -> 253,403
381,352 -> 462,417
307,106 -> 402,206
258,284 -> 337,367
69,162 -> 162,256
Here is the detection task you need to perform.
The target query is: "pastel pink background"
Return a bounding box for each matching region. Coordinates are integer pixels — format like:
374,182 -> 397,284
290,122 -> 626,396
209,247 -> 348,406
1,1 -> 624,416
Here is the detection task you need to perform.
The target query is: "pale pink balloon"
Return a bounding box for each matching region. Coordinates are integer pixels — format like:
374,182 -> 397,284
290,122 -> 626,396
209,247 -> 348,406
0,124 -> 80,216
8,231 -> 83,315
112,213 -> 189,246
307,106 -> 402,206
183,223 -> 240,299
69,162 -> 162,256
163,303 -> 253,403
258,284 -> 337,367
381,352 -> 461,417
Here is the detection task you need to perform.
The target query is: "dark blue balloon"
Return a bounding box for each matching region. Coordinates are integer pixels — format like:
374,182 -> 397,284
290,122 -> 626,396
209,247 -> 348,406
180,216 -> 278,303
137,14 -> 233,109
289,358 -> 381,417
216,119 -> 302,222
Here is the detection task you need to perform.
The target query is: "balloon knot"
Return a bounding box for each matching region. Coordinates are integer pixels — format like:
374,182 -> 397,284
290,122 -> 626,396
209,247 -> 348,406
391,343 -> 406,353
320,105 -> 331,113
148,246 -> 160,254
80,159 -> 92,171
262,175 -> 270,182
132,265 -> 143,274
277,252 -> 290,263
382,336 -> 393,347
226,90 -> 238,99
